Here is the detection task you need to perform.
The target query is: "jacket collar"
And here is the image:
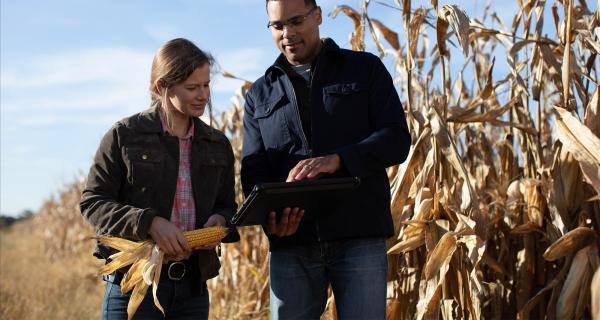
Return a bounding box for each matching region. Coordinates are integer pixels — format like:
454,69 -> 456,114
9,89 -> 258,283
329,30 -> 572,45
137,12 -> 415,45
136,104 -> 219,142
265,38 -> 343,79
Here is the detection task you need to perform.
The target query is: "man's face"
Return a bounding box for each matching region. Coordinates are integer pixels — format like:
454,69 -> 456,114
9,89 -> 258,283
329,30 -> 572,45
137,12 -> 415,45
266,0 -> 322,65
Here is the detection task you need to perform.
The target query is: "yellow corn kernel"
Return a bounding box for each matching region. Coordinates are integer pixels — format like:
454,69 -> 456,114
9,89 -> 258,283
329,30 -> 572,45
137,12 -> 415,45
183,226 -> 229,248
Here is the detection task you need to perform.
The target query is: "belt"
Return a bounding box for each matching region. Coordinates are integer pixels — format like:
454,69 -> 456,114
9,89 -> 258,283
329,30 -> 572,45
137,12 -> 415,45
103,260 -> 193,284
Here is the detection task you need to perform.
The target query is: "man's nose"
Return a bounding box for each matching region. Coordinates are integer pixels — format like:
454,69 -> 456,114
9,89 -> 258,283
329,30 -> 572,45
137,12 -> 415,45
282,24 -> 296,38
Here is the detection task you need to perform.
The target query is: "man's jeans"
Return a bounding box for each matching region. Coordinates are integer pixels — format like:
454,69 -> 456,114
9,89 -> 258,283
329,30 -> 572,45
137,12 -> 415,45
101,272 -> 209,320
269,237 -> 388,320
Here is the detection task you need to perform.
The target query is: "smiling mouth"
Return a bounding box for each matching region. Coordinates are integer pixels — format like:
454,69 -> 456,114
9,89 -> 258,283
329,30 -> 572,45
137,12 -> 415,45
284,41 -> 301,48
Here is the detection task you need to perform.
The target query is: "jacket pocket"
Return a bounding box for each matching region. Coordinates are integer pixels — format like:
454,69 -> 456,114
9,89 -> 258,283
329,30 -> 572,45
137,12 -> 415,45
194,151 -> 228,211
322,82 -> 368,120
198,152 -> 228,167
253,95 -> 292,149
124,147 -> 162,190
323,82 -> 369,137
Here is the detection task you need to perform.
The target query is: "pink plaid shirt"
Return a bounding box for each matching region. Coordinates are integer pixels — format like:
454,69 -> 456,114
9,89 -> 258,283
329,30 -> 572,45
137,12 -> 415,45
161,115 -> 196,231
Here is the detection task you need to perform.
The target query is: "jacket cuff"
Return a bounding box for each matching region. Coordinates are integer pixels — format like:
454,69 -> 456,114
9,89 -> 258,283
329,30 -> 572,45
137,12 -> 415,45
212,210 -> 240,243
335,145 -> 363,177
135,208 -> 158,240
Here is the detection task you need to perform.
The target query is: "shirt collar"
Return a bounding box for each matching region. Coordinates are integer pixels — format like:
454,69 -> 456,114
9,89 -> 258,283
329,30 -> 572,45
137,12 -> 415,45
159,110 -> 195,140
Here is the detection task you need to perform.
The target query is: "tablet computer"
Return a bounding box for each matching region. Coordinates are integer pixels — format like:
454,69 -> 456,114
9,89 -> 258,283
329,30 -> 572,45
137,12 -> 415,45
231,177 -> 361,226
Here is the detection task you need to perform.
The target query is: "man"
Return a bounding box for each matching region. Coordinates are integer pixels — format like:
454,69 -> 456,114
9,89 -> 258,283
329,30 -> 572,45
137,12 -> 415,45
241,0 -> 411,318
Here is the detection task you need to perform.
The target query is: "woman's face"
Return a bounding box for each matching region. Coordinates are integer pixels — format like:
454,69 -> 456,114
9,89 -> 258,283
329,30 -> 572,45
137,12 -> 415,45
167,63 -> 211,118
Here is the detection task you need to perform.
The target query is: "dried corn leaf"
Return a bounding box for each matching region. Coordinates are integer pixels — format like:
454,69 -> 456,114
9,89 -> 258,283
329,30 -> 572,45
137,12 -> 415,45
371,18 -> 400,51
391,127 -> 432,217
436,15 -> 450,56
96,236 -> 148,253
554,106 -> 600,196
556,245 -> 592,320
592,266 -> 600,320
366,16 -> 386,58
440,5 -> 471,57
222,71 -> 252,90
562,0 -> 574,109
120,257 -> 148,293
408,9 -> 428,57
584,86 -> 600,136
448,95 -> 518,123
388,233 -> 426,254
330,5 -> 364,51
423,232 -> 457,280
128,281 -> 150,320
99,242 -> 153,275
431,112 -> 476,210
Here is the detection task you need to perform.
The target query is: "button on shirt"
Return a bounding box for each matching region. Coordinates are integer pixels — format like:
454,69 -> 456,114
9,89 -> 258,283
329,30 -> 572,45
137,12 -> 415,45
160,114 -> 196,232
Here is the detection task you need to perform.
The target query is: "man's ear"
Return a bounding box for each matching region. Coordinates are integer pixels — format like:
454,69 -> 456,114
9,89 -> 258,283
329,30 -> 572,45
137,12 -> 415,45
315,6 -> 323,25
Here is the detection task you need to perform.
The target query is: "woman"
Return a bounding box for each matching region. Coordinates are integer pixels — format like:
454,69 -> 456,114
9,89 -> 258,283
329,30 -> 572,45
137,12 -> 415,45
80,38 -> 239,319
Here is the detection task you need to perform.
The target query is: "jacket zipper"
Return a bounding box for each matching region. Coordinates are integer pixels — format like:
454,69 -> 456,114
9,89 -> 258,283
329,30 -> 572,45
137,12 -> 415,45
275,66 -> 311,155
309,58 -> 322,244
276,65 -> 321,242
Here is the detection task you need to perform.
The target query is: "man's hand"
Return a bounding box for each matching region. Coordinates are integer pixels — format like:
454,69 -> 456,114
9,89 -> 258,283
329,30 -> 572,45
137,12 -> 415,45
148,216 -> 191,261
286,154 -> 341,182
266,207 -> 304,237
197,214 -> 227,250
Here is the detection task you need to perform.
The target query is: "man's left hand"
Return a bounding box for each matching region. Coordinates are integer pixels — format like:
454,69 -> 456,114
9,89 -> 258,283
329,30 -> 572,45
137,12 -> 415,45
286,154 -> 341,182
196,214 -> 227,250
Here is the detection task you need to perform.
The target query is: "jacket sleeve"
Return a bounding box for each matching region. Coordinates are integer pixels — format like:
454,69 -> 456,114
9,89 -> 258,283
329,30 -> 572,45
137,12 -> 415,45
241,89 -> 275,196
211,138 -> 237,220
334,55 -> 411,177
211,137 -> 240,242
79,124 -> 157,240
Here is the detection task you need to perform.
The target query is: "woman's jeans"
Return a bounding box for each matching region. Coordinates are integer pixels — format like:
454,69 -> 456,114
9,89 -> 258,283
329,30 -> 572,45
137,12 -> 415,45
101,271 -> 209,320
269,237 -> 388,320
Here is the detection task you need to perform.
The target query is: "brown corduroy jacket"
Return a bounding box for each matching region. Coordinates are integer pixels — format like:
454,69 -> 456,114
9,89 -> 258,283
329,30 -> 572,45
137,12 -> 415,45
80,105 -> 239,282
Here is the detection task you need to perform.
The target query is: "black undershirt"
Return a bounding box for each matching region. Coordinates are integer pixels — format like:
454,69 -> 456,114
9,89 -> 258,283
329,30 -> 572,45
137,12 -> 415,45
282,61 -> 313,146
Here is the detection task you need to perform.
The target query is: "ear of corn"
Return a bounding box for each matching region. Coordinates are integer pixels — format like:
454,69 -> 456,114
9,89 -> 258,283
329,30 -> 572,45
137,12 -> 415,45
543,227 -> 597,261
94,226 -> 230,320
183,226 -> 229,248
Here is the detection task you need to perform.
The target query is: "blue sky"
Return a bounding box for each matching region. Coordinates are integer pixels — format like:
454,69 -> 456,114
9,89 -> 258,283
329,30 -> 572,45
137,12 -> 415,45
1,0 -> 562,216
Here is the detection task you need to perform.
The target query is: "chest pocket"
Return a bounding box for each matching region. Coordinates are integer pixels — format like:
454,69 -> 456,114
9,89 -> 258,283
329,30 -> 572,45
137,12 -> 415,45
195,151 -> 228,202
124,147 -> 163,189
253,95 -> 292,149
322,83 -> 368,120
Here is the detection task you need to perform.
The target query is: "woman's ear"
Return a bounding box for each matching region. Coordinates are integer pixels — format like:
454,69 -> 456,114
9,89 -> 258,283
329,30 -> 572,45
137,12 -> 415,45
155,79 -> 164,94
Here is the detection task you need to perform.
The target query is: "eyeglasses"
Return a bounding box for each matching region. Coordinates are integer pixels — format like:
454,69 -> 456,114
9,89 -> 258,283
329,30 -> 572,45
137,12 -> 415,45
267,6 -> 317,30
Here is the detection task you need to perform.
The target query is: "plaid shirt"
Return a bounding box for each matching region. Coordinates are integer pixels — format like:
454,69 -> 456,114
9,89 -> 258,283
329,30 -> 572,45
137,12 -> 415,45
161,115 -> 196,231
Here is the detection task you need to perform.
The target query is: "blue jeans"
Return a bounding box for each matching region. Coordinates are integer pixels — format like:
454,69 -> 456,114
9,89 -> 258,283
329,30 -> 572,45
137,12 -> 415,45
269,237 -> 387,320
101,272 -> 209,320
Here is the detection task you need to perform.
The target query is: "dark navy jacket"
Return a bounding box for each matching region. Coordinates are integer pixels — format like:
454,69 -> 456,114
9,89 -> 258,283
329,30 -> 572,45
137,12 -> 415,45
241,38 -> 411,248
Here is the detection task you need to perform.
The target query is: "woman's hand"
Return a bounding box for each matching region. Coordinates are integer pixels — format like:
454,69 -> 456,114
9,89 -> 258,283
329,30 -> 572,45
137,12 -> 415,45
196,214 -> 227,250
148,216 -> 191,261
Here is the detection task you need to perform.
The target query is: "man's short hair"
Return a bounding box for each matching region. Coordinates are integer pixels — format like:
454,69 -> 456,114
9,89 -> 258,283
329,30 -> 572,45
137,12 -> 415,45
266,0 -> 317,7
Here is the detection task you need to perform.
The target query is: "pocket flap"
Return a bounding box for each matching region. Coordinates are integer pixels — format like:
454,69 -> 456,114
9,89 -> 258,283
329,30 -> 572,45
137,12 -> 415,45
323,83 -> 365,95
198,152 -> 228,166
253,94 -> 285,119
125,147 -> 162,163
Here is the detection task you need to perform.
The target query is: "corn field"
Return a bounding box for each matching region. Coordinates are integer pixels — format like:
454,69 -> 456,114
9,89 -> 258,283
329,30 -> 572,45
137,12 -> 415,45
31,0 -> 600,319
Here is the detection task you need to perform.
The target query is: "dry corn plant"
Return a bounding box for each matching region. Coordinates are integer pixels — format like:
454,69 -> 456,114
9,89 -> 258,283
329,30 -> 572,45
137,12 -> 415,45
33,179 -> 96,260
28,1 -> 600,318
328,0 -> 600,319
207,75 -> 275,319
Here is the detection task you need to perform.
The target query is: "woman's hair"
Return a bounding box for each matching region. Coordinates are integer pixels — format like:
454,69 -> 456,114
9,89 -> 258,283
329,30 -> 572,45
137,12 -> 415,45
150,38 -> 214,128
